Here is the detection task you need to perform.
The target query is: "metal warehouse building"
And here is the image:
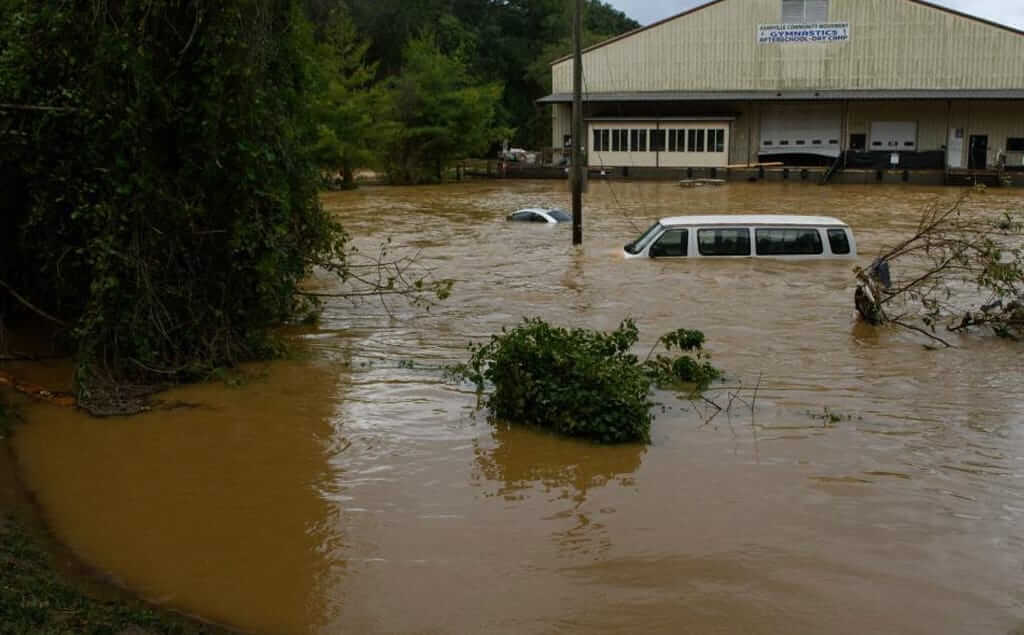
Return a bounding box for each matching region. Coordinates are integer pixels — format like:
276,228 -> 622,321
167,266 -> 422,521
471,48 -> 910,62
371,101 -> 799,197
540,0 -> 1024,185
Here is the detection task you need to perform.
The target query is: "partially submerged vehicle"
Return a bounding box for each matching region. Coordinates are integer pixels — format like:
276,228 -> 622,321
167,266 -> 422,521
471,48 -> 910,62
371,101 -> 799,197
624,215 -> 857,259
507,208 -> 572,224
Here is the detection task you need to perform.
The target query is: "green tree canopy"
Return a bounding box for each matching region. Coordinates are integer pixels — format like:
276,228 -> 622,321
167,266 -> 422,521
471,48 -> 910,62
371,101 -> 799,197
332,0 -> 639,148
0,0 -> 344,400
382,33 -> 506,183
309,9 -> 382,188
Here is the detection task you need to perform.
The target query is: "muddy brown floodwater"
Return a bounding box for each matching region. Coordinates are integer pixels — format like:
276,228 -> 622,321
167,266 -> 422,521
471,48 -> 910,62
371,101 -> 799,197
11,181 -> 1024,634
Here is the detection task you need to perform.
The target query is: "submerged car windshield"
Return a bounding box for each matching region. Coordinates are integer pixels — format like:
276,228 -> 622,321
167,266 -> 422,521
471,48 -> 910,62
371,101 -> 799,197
548,209 -> 571,222
625,222 -> 664,255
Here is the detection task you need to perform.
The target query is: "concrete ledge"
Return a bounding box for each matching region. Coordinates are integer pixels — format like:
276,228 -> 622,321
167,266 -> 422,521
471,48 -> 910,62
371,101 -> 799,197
504,166 -> 1022,187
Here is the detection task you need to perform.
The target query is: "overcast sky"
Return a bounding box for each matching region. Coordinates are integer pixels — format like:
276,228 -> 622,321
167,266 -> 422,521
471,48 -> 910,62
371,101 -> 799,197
606,0 -> 1024,30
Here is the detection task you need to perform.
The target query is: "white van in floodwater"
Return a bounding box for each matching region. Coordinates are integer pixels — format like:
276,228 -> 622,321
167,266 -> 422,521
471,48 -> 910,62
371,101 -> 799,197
623,215 -> 857,260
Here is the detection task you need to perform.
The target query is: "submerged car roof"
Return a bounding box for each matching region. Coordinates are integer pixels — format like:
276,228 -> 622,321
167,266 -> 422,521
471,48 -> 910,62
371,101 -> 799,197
660,215 -> 849,227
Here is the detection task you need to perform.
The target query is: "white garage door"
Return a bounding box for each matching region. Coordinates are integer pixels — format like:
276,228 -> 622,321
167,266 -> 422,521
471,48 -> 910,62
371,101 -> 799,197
760,104 -> 842,158
869,121 -> 917,151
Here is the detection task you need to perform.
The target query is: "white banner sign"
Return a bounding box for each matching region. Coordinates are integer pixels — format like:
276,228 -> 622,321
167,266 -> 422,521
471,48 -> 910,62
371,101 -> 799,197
758,23 -> 850,44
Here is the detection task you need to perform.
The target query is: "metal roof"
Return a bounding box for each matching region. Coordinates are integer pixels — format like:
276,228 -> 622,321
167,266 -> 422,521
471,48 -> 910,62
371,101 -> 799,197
538,89 -> 1024,104
550,0 -> 1024,66
658,215 -> 849,227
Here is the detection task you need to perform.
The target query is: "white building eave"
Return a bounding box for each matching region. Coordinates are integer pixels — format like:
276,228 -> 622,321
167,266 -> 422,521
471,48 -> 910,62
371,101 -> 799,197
538,89 -> 1024,104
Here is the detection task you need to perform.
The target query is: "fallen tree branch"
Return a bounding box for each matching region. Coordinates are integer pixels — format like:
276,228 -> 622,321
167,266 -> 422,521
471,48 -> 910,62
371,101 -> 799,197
0,279 -> 68,327
890,320 -> 956,348
854,191 -> 1023,340
0,371 -> 76,407
0,103 -> 79,113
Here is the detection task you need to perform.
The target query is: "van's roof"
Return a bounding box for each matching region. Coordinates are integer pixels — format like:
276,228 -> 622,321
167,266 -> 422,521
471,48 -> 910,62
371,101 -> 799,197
660,215 -> 849,227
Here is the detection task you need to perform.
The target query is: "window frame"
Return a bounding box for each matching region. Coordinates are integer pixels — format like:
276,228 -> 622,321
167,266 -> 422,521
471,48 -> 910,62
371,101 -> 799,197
755,228 -> 825,256
689,129 -> 706,153
626,222 -> 665,255
827,229 -> 851,255
1007,138 -> 1024,152
649,229 -> 689,258
782,0 -> 829,23
697,228 -> 752,257
650,129 -> 666,152
709,129 -> 725,153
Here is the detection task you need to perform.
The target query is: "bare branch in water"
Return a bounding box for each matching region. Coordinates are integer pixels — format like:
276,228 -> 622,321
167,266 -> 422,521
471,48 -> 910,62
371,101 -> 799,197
0,279 -> 69,327
854,189 -> 1023,341
302,238 -> 454,315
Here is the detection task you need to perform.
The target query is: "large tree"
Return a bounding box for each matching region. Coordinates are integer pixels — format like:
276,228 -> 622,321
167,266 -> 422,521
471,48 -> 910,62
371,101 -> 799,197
0,0 -> 344,400
309,9 -> 382,188
381,32 -> 506,183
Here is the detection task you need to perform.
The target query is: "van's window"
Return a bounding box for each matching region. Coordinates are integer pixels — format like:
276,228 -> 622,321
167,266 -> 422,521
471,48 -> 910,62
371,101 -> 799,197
756,228 -> 823,255
625,222 -> 664,255
650,229 -> 687,258
827,229 -> 851,255
698,228 -> 751,256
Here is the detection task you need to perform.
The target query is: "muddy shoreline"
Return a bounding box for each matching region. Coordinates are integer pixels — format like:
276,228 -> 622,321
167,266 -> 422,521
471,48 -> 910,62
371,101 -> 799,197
0,394 -> 235,635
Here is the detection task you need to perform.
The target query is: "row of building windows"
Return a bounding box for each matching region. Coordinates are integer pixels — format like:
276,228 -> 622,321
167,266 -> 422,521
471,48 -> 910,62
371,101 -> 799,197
593,128 -> 726,153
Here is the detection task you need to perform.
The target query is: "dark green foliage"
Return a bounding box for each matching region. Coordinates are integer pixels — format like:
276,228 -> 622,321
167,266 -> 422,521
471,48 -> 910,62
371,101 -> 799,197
452,319 -> 721,444
337,0 -> 639,148
309,9 -> 382,186
381,33 -> 507,184
643,328 -> 722,390
0,514 -> 223,635
0,1 -> 346,390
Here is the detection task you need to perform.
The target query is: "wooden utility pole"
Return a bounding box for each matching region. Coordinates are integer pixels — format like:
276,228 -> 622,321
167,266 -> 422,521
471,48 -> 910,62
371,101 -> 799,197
571,0 -> 584,246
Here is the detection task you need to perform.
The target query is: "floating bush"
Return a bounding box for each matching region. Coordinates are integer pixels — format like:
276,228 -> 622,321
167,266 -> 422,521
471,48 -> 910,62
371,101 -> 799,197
452,318 -> 721,444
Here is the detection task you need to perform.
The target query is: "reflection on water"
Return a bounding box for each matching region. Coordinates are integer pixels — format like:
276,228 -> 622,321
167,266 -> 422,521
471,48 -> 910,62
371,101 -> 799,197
11,181 -> 1024,634
473,423 -> 645,501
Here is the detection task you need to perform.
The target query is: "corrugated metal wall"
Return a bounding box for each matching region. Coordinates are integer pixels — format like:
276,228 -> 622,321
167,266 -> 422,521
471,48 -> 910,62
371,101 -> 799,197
552,104 -> 573,150
552,0 -> 1024,93
950,101 -> 1024,167
846,101 -> 948,149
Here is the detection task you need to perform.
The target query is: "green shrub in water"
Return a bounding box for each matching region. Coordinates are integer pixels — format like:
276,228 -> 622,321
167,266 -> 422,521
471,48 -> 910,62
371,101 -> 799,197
453,318 -> 721,444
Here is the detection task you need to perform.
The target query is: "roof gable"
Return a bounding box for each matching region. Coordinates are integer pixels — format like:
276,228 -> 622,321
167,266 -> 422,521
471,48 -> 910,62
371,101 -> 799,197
550,0 -> 1024,93
552,0 -> 1023,66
